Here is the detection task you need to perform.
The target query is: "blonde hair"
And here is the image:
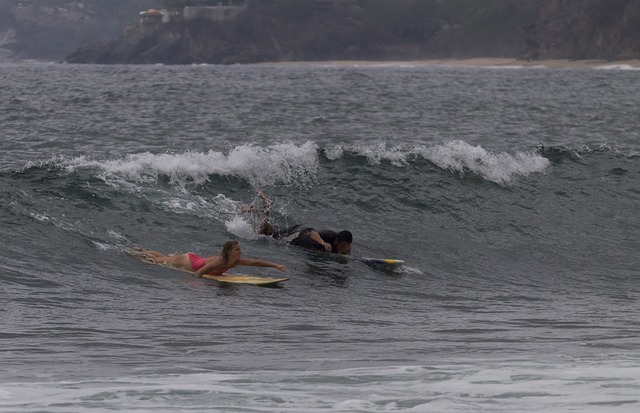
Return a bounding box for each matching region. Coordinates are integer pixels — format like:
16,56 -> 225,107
221,240 -> 239,263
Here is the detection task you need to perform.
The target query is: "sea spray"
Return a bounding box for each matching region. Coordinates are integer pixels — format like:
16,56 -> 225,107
225,215 -> 259,240
324,140 -> 550,184
420,140 -> 550,184
47,141 -> 320,189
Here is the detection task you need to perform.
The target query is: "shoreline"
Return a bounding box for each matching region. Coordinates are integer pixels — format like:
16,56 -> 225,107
3,57 -> 640,69
265,57 -> 640,69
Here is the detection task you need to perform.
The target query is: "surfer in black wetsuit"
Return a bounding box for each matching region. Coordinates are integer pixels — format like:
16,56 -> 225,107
243,190 -> 353,255
280,226 -> 352,255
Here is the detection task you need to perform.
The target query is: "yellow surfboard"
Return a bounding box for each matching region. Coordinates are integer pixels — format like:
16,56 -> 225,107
201,273 -> 288,286
128,248 -> 288,286
358,257 -> 405,266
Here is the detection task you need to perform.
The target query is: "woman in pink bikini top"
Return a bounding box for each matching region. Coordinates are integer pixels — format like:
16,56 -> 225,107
138,240 -> 287,278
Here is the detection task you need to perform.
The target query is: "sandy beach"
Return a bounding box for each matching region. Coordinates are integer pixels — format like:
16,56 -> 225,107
412,57 -> 640,68
267,57 -> 640,69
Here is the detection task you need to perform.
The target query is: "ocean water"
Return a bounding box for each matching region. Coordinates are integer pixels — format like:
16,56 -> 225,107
1,61 -> 639,412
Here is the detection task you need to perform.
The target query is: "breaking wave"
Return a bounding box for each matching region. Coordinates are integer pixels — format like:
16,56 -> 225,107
19,139 -> 550,188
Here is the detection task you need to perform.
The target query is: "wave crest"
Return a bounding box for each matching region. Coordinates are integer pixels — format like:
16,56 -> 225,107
57,141 -> 320,188
421,140 -> 550,184
20,140 -> 549,188
326,140 -> 550,184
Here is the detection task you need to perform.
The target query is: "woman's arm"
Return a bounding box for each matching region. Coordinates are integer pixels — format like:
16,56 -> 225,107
195,257 -> 226,278
236,258 -> 288,272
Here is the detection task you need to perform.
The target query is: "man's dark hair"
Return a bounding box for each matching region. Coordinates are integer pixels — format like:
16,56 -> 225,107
337,230 -> 353,243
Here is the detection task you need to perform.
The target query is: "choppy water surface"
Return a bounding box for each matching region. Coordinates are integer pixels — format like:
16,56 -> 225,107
1,62 -> 639,412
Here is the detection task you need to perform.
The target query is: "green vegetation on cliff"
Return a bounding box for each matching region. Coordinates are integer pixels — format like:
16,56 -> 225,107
0,0 -> 155,61
66,0 -> 543,64
4,0 -> 640,64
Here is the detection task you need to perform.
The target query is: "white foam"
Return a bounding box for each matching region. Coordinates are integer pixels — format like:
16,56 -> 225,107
595,64 -> 640,71
354,141 -> 411,167
329,140 -> 550,184
91,241 -> 116,252
323,145 -> 344,161
106,230 -> 127,241
224,215 -> 259,240
60,141 -> 320,188
419,140 -> 550,184
3,359 -> 638,412
30,213 -> 50,222
29,140 -> 547,189
26,139 -> 548,187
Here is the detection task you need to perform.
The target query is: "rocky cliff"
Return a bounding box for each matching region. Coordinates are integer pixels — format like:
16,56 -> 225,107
66,0 -> 527,64
520,0 -> 640,60
0,0 -> 154,62
10,0 -> 640,65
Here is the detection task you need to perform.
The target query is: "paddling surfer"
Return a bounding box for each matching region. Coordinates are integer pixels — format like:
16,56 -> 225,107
244,190 -> 353,255
134,240 -> 288,278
